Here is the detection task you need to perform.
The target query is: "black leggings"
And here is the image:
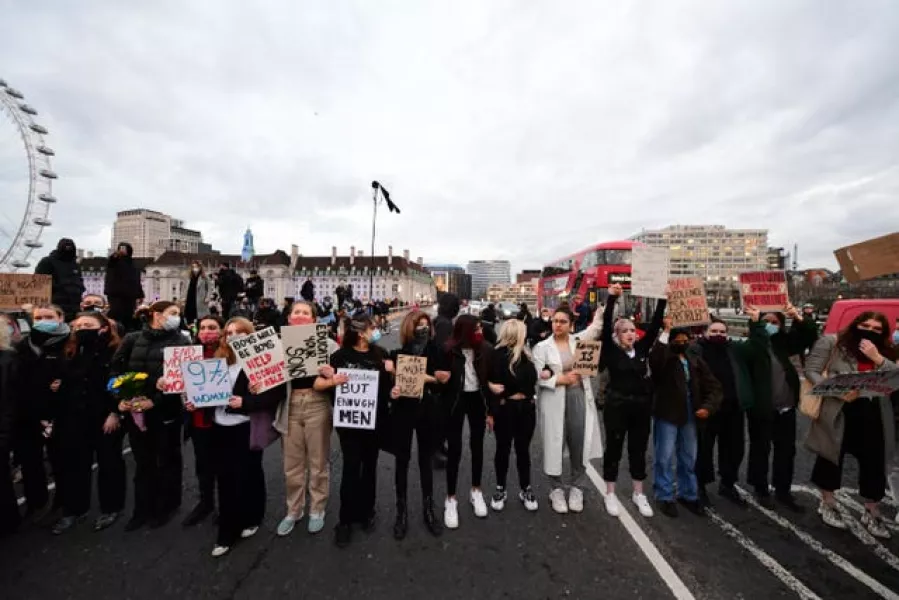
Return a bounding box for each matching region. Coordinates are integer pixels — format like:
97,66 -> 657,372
493,399 -> 536,489
446,391 -> 486,496
393,398 -> 436,504
602,396 -> 652,483
337,430 -> 380,525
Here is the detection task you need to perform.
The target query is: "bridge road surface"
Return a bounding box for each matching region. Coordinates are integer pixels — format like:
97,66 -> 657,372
1,323 -> 898,600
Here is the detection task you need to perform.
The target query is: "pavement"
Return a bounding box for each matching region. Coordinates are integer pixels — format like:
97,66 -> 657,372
2,325 -> 899,600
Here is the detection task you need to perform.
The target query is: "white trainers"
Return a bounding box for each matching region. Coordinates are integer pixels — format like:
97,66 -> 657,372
519,488 -> 539,512
470,489 -> 488,518
568,487 -> 584,513
549,488 -> 569,514
490,487 -> 507,512
240,526 -> 259,539
444,498 -> 459,529
211,545 -> 230,558
604,493 -> 621,517
632,493 -> 654,518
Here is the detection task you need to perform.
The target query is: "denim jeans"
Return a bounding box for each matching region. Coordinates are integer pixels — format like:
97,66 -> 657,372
653,419 -> 698,502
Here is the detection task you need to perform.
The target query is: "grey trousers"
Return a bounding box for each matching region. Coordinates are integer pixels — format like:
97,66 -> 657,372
549,383 -> 587,490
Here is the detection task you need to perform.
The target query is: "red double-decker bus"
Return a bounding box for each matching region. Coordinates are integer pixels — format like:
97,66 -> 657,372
537,240 -> 645,314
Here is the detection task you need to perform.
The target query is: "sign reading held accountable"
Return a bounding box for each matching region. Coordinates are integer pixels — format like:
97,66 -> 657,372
396,355 -> 427,398
631,247 -> 670,299
0,274 -> 51,311
739,271 -> 788,312
333,368 -> 379,430
810,370 -> 899,397
281,324 -> 330,379
228,326 -> 288,393
667,277 -> 711,327
162,345 -> 204,394
573,340 -> 601,377
180,358 -> 232,407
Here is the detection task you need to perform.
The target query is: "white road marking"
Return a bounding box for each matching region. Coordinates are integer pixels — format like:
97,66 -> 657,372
584,463 -> 696,600
790,485 -> 899,574
843,488 -> 898,509
833,490 -> 899,532
15,446 -> 133,507
704,507 -> 823,600
728,485 -> 899,598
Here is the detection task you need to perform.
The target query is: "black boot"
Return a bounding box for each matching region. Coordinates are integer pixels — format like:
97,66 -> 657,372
423,496 -> 443,537
393,502 -> 408,540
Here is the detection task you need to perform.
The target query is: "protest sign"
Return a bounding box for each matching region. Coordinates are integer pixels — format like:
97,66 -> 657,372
162,345 -> 203,394
573,340 -> 601,377
738,271 -> 788,312
181,358 -> 232,407
333,368 -> 379,430
396,355 -> 427,398
834,232 -> 899,283
281,324 -> 330,379
228,326 -> 288,393
810,370 -> 899,397
0,274 -> 51,310
631,246 -> 670,299
667,277 -> 711,327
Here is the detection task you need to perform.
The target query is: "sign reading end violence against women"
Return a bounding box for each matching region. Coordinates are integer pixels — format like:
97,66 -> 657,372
667,277 -> 711,327
228,326 -> 288,393
810,370 -> 899,397
738,270 -> 789,312
281,324 -> 330,379
162,345 -> 204,394
573,340 -> 601,377
333,369 -> 379,430
180,358 -> 233,407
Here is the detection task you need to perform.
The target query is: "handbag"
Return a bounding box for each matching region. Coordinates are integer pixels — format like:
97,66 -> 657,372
249,408 -> 279,450
799,343 -> 838,420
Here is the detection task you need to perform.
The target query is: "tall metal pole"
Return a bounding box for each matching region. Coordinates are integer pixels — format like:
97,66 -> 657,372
370,185 -> 378,301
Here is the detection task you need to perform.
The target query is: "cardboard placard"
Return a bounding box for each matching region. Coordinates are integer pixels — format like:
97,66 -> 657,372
667,277 -> 711,327
810,370 -> 899,397
162,346 -> 203,394
0,274 -> 51,310
834,232 -> 899,283
228,326 -> 288,393
181,358 -> 232,407
281,324 -> 330,379
333,368 -> 379,430
738,271 -> 788,312
396,355 -> 427,398
573,340 -> 601,377
631,247 -> 670,299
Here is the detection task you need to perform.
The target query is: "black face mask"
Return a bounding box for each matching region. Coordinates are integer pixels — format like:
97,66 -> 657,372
705,335 -> 728,346
76,329 -> 102,346
670,343 -> 688,355
855,327 -> 884,346
414,326 -> 430,341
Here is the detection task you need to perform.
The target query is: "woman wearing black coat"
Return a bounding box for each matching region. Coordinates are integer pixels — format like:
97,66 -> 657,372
0,316 -> 20,537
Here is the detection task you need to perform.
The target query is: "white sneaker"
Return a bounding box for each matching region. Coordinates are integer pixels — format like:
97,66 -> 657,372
568,487 -> 584,513
444,498 -> 459,529
632,493 -> 654,518
240,526 -> 259,539
519,488 -> 539,512
490,487 -> 507,512
549,488 -> 568,514
604,493 -> 621,517
470,489 -> 488,518
211,545 -> 230,558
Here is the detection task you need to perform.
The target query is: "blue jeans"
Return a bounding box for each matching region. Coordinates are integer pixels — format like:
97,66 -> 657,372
653,419 -> 698,502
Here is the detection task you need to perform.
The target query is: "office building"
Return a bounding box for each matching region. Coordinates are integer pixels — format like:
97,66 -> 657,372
111,209 -> 213,259
767,247 -> 788,270
486,280 -> 538,307
425,264 -> 472,300
516,270 -> 541,284
467,260 -> 511,299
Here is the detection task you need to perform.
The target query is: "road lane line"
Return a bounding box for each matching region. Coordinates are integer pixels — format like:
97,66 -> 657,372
704,508 -> 823,600
727,485 -> 899,598
15,446 -> 133,507
843,488 -> 898,509
584,463 -> 696,600
790,485 -> 899,574
833,490 -> 899,532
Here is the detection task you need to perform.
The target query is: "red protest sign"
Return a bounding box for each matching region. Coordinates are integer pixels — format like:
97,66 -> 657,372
739,271 -> 789,312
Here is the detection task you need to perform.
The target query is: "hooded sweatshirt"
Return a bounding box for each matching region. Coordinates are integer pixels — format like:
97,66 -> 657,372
34,238 -> 85,318
104,242 -> 144,301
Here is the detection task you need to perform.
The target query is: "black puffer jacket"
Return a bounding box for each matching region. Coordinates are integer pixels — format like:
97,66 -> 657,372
0,350 -> 18,450
104,243 -> 144,301
111,327 -> 191,425
13,329 -> 71,424
59,334 -> 118,422
34,238 -> 85,318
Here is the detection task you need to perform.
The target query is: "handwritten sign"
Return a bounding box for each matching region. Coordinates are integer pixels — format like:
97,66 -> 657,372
333,368 -> 379,430
229,326 -> 288,393
396,355 -> 427,398
810,370 -> 899,397
0,274 -> 51,310
739,271 -> 788,312
573,340 -> 601,377
667,277 -> 711,327
631,247 -> 670,299
162,346 -> 203,394
181,358 -> 232,407
281,324 -> 330,379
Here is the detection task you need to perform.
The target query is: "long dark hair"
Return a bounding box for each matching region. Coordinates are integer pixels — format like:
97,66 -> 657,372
447,314 -> 480,352
837,311 -> 896,361
64,312 -> 122,358
342,314 -> 373,350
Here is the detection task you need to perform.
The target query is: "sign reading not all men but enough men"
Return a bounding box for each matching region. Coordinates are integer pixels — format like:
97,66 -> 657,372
333,369 -> 380,430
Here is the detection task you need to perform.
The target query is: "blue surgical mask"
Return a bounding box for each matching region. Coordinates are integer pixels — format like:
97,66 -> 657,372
33,320 -> 61,334
764,322 -> 780,337
369,329 -> 382,343
893,331 -> 899,345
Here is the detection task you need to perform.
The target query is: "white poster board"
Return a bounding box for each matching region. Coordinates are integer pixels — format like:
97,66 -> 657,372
180,358 -> 233,407
162,346 -> 204,394
228,326 -> 288,393
281,324 -> 330,379
333,368 -> 379,430
631,246 -> 670,299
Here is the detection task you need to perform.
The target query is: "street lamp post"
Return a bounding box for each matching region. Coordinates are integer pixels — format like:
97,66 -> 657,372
369,181 -> 401,302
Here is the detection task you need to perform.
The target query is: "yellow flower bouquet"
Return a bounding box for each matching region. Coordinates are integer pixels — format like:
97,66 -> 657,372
108,372 -> 150,430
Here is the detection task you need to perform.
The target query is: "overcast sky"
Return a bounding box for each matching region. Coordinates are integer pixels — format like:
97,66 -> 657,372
2,1 -> 898,274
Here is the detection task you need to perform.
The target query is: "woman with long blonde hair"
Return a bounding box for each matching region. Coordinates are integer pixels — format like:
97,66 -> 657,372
486,319 -> 539,512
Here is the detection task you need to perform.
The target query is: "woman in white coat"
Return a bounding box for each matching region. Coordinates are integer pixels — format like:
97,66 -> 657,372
533,306 -> 603,515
